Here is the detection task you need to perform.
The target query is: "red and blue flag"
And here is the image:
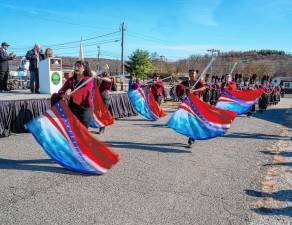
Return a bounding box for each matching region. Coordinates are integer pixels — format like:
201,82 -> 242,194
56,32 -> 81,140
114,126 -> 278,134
216,89 -> 264,115
90,80 -> 115,128
168,95 -> 236,140
25,100 -> 120,175
128,87 -> 166,121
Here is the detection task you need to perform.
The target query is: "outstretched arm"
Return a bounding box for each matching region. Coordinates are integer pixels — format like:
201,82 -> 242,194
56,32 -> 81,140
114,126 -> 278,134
0,50 -> 13,61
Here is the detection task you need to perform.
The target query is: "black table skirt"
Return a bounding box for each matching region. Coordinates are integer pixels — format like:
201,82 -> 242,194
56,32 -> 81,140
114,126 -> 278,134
0,92 -> 137,137
0,99 -> 51,137
109,92 -> 137,118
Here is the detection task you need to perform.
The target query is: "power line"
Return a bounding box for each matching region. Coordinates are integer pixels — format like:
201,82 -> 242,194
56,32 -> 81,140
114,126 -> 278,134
54,48 -> 120,58
9,31 -> 120,50
53,39 -> 119,50
44,31 -> 120,48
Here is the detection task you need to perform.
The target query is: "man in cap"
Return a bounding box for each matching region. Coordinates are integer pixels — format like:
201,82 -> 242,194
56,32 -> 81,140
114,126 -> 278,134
26,43 -> 45,93
0,42 -> 16,91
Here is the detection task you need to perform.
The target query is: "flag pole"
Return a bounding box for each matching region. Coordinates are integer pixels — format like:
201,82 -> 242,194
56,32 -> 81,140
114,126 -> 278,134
190,57 -> 216,90
79,36 -> 84,61
229,62 -> 238,76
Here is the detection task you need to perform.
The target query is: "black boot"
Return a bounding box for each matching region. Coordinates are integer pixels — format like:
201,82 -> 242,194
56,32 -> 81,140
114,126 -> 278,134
187,138 -> 195,148
99,126 -> 105,134
247,112 -> 252,117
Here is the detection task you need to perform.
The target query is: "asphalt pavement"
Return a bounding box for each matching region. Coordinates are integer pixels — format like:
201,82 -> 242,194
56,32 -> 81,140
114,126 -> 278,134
0,98 -> 291,225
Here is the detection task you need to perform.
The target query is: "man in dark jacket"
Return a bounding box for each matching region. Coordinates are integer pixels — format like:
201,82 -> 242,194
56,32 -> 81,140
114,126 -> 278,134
0,42 -> 16,91
26,43 -> 45,93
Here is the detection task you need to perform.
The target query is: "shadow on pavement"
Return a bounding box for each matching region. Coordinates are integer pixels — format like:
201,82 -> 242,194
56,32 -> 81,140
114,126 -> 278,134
119,118 -> 148,122
225,132 -> 291,141
104,141 -> 191,153
133,123 -> 168,128
261,150 -> 292,157
245,189 -> 292,202
264,162 -> 292,167
253,108 -> 292,129
246,189 -> 292,217
0,158 -> 91,175
251,206 -> 292,217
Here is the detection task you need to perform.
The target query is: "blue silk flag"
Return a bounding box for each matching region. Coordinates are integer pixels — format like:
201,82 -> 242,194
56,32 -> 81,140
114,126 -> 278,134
168,95 -> 236,140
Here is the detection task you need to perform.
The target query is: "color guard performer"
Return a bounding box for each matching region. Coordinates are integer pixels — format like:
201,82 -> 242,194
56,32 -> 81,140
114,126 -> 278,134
97,71 -> 112,134
51,60 -> 94,128
150,73 -> 166,105
179,69 -> 206,148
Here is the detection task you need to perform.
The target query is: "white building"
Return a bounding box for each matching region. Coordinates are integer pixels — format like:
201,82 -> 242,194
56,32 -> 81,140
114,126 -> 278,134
272,76 -> 292,94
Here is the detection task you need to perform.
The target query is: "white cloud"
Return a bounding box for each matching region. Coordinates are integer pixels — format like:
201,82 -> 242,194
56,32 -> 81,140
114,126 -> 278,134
0,2 -> 78,17
178,0 -> 221,26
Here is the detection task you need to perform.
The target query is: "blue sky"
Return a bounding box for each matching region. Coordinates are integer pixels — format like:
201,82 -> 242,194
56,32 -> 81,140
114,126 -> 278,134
1,0 -> 292,60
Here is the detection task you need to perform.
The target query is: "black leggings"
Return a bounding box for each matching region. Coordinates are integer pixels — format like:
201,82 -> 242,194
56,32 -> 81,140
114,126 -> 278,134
154,95 -> 163,106
101,92 -> 111,109
69,102 -> 93,128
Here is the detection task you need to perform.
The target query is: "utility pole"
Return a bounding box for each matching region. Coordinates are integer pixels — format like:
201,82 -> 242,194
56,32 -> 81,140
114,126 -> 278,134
160,55 -> 164,73
97,45 -> 100,71
97,45 -> 100,61
120,22 -> 126,76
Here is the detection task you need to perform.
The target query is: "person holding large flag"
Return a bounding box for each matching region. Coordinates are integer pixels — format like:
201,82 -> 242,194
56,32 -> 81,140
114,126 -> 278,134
51,60 -> 94,127
177,69 -> 206,148
180,69 -> 206,99
220,74 -> 237,91
97,71 -> 112,134
150,73 -> 167,105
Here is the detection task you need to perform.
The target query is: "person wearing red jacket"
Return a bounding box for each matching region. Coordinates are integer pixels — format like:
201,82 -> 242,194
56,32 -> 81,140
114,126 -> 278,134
220,74 -> 237,91
179,69 -> 206,99
51,60 -> 94,128
150,73 -> 166,105
97,72 -> 112,134
179,69 -> 206,148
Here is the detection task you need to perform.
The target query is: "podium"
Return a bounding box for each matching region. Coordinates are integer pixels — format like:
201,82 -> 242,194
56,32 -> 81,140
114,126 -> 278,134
39,58 -> 63,94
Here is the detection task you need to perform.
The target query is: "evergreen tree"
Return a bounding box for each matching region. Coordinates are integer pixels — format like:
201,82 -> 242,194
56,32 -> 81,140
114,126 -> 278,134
126,49 -> 154,80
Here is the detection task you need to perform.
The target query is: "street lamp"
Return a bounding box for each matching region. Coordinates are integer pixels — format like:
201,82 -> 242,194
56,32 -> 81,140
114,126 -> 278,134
160,55 -> 165,73
207,49 -> 220,75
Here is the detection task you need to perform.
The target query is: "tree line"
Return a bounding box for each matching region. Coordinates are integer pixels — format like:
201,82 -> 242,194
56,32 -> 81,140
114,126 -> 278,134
125,49 -> 292,80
